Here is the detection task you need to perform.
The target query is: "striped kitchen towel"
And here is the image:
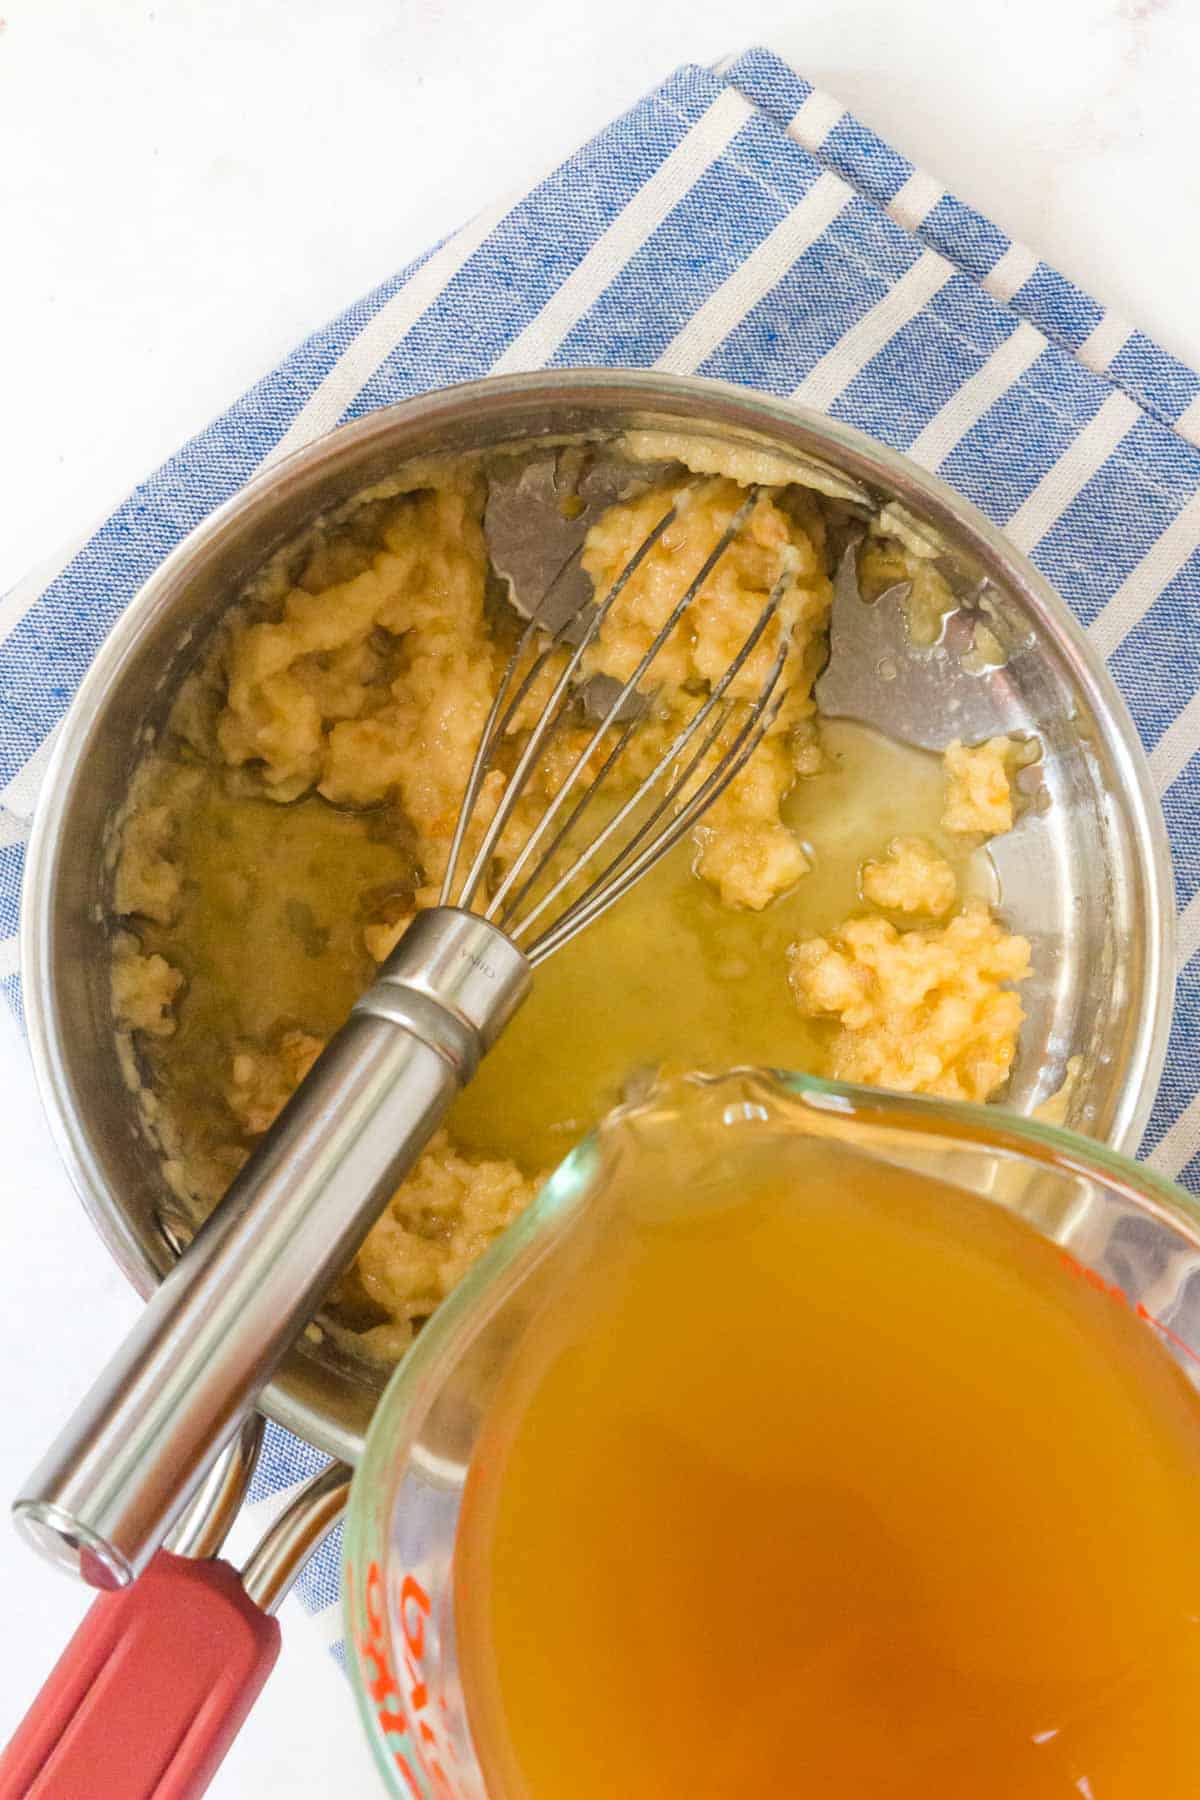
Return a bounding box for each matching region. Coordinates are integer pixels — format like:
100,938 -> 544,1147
4,47 -> 1200,1649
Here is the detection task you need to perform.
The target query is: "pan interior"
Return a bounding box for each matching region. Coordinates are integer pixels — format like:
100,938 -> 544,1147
23,378 -> 1168,1465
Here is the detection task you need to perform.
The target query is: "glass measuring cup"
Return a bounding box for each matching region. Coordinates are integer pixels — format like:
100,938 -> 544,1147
343,1069 -> 1200,1799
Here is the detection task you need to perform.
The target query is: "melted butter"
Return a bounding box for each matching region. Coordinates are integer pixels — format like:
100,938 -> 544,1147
786,716 -> 996,921
145,721 -> 993,1176
451,719 -> 993,1167
139,783 -> 414,1147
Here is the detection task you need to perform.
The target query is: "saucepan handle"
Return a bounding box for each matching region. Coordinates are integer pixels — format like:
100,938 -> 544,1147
0,1549 -> 280,1800
1,1457 -> 352,1800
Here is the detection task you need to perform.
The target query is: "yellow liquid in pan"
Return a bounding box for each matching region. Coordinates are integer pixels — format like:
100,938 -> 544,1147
146,719 -> 991,1175
455,1143 -> 1200,1798
454,718 -> 993,1167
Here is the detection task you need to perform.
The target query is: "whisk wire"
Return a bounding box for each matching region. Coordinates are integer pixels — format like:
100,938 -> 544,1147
448,500 -> 682,910
493,714 -> 643,932
505,567 -> 791,944
525,644 -> 791,964
439,632 -> 573,910
436,632 -> 547,909
439,536 -> 652,908
502,698 -> 733,941
483,488 -> 763,921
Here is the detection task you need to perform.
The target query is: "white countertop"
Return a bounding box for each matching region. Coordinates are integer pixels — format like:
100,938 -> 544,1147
2,0 -> 1197,1792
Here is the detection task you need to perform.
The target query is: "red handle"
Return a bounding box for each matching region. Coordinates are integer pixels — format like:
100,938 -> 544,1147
0,1550 -> 281,1799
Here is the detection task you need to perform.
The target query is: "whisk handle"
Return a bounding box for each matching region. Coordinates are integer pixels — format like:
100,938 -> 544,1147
14,910 -> 530,1591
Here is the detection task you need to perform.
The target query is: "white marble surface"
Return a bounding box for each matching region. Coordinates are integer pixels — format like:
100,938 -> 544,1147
1,0 -> 1197,1793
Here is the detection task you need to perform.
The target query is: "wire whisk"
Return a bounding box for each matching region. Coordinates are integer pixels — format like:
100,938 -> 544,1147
17,476 -> 800,1598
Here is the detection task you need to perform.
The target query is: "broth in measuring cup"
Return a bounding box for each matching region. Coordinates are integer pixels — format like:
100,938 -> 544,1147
455,1140 -> 1200,1797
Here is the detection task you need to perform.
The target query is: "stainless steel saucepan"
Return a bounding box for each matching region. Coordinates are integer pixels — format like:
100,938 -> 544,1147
18,369 -> 1174,1478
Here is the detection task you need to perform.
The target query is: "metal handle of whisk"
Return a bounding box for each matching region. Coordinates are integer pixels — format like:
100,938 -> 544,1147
14,908 -> 530,1588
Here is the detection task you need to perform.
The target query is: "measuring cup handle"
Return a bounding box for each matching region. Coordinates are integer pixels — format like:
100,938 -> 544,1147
0,1549 -> 280,1799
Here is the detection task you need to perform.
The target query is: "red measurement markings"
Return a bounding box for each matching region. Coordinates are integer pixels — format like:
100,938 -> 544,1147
353,1557 -> 463,1799
1057,1248 -> 1200,1369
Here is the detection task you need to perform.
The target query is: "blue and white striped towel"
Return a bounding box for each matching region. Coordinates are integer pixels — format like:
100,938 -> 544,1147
5,47 -> 1200,1650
